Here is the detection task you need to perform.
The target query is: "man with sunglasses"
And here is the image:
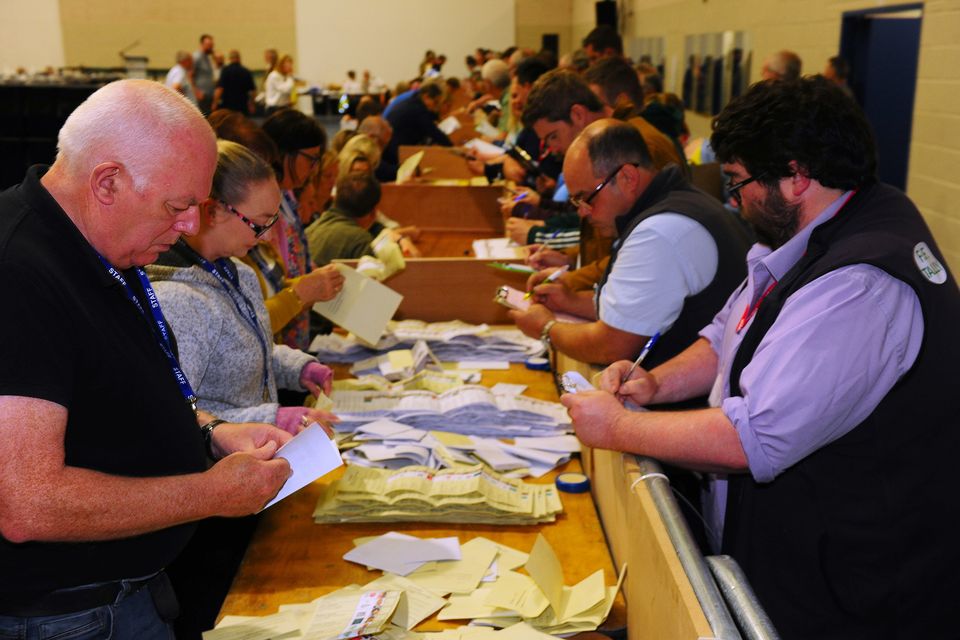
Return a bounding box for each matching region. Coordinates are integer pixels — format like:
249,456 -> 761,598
564,77 -> 960,637
0,81 -> 294,639
510,119 -> 750,372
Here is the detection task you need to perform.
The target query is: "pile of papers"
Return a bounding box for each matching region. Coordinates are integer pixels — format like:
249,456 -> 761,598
334,369 -> 469,395
341,420 -> 580,479
309,321 -> 543,364
330,385 -> 570,438
313,464 -> 563,525
204,534 -> 623,640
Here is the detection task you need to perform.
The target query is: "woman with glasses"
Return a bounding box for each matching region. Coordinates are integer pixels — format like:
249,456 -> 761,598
262,108 -> 327,349
146,140 -> 338,433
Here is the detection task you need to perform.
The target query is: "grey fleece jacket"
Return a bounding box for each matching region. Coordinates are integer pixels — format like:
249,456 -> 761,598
146,246 -> 316,424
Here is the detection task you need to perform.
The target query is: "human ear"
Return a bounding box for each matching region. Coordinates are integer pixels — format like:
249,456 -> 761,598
787,160 -> 812,196
90,162 -> 122,205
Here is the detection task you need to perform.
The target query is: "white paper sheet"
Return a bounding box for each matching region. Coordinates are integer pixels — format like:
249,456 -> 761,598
262,424 -> 343,511
344,531 -> 462,576
313,264 -> 403,345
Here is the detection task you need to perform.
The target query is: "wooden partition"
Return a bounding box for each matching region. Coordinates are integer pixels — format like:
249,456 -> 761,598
338,257 -> 530,325
399,145 -> 475,180
556,352 -> 716,640
379,183 -> 504,233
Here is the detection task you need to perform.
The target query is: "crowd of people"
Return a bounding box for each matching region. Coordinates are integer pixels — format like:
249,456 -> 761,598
0,22 -> 956,640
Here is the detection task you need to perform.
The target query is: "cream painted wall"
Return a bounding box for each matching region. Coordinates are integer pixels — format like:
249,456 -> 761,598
515,0 -> 573,56
57,0 -> 295,74
295,0 -> 515,89
0,0 -> 65,73
613,0 -> 960,271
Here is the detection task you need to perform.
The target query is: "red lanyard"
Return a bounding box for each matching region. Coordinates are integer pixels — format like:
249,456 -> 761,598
736,280 -> 777,333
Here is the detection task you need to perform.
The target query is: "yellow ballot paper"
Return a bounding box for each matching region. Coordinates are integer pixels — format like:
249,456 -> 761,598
396,150 -> 424,184
313,264 -> 403,346
483,570 -> 549,618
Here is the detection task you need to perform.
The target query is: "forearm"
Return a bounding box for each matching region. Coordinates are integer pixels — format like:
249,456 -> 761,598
549,290 -> 598,319
647,338 -> 719,405
551,321 -> 642,365
608,406 -> 748,474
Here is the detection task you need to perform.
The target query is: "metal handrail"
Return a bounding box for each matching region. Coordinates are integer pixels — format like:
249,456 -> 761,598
633,456 -> 743,640
706,555 -> 781,640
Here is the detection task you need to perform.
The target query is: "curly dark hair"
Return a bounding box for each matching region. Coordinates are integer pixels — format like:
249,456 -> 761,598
710,76 -> 876,191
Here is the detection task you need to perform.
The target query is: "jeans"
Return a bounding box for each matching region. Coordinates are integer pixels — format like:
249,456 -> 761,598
0,576 -> 173,640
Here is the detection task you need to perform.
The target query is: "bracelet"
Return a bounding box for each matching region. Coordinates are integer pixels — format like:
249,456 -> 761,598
200,419 -> 227,459
540,319 -> 558,347
286,284 -> 304,308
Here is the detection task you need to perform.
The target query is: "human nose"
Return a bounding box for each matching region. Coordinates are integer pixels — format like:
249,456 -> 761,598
171,204 -> 201,236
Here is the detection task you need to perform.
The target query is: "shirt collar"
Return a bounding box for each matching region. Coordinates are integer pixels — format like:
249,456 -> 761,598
754,190 -> 853,282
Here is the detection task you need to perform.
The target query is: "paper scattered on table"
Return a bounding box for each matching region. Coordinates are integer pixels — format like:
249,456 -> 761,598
313,464 -> 563,525
439,115 -> 462,135
312,264 -> 403,346
457,361 -> 509,371
363,574 -> 448,629
490,383 -> 526,396
464,137 -> 504,160
344,531 -> 461,576
262,424 -> 343,511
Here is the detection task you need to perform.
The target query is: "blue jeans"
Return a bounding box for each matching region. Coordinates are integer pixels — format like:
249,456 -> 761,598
0,577 -> 173,640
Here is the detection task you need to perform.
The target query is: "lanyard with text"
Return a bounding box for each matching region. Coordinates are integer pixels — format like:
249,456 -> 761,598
97,255 -> 199,411
194,255 -> 272,398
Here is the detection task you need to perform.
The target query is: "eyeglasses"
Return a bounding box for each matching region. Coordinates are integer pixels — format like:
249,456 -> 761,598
298,150 -> 321,169
726,173 -> 765,206
219,200 -> 280,238
569,163 -> 637,209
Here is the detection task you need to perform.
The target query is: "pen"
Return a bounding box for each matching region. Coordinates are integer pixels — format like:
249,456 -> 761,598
524,265 -> 569,299
512,192 -> 528,203
620,332 -> 661,384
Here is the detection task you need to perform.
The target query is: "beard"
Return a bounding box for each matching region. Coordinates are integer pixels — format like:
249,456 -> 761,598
743,185 -> 802,250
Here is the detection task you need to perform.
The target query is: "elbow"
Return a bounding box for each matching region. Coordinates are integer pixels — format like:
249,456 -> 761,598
0,507 -> 42,544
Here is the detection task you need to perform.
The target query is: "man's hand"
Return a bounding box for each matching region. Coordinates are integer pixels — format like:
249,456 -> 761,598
300,361 -> 334,396
526,248 -> 571,271
528,282 -> 576,313
508,304 -> 555,340
560,390 -> 627,450
205,449 -> 291,516
505,218 -> 544,245
209,421 -> 293,459
598,360 -> 660,406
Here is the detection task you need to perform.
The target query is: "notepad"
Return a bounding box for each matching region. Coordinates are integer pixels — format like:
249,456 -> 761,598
313,264 -> 403,346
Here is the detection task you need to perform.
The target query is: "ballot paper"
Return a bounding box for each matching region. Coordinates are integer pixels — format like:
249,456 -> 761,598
310,320 -> 543,364
302,588 -> 402,640
312,264 -> 403,346
313,464 -> 563,525
464,137 -> 505,160
262,424 -> 343,511
472,237 -> 525,260
363,574 -> 448,629
396,150 -> 424,184
202,611 -> 303,639
438,115 -> 462,135
344,531 -> 462,576
405,537 -> 500,596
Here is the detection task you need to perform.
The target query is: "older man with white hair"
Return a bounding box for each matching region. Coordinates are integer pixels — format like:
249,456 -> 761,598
0,80 -> 292,638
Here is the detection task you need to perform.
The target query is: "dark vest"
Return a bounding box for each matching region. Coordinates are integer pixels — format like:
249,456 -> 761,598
598,165 -> 751,370
724,182 -> 960,639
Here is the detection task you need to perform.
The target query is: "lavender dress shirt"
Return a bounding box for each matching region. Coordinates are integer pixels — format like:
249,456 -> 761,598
697,191 -> 924,551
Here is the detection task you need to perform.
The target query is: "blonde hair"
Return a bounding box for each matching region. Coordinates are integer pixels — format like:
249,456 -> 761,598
211,139 -> 277,205
337,134 -> 381,178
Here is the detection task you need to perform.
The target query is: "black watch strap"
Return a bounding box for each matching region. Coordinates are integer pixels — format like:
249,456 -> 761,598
200,419 -> 227,459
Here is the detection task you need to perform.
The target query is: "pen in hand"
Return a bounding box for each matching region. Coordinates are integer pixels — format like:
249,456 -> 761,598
620,332 -> 661,385
524,265 -> 570,299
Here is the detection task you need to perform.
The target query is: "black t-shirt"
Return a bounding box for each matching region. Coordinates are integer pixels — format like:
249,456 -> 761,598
0,166 -> 206,599
216,62 -> 256,113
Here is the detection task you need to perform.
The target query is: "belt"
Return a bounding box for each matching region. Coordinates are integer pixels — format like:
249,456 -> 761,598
0,572 -> 162,618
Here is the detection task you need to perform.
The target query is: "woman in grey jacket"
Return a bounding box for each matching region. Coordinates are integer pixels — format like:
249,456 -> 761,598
147,140 -> 339,432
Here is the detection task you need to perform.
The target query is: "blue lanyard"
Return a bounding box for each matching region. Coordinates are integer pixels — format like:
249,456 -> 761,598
97,255 -> 199,412
191,253 -> 272,397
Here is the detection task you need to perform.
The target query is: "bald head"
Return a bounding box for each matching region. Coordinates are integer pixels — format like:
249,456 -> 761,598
566,118 -> 653,178
56,79 -> 215,191
357,116 -> 393,149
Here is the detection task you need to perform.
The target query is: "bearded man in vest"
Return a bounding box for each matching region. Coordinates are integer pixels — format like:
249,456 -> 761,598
562,76 -> 960,639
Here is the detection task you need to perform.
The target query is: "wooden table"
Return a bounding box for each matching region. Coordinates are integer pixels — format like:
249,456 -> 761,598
218,366 -> 626,633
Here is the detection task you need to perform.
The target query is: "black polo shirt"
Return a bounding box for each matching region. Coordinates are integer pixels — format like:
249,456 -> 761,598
0,166 -> 206,599
216,62 -> 256,113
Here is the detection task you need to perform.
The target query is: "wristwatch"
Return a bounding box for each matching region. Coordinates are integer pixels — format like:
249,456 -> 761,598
540,319 -> 558,349
200,419 -> 227,459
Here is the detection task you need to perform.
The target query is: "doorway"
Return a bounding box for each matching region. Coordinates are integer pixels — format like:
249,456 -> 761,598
839,4 -> 923,191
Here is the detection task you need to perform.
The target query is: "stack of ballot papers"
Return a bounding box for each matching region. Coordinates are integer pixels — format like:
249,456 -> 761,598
349,340 -> 439,381
203,534 -> 623,640
340,421 -> 581,478
333,369 -> 468,394
309,321 -> 542,364
329,385 -> 570,438
472,238 -> 526,261
313,464 -> 563,525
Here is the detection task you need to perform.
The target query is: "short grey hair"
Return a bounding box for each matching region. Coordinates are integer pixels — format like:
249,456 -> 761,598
176,50 -> 191,64
581,120 -> 652,177
481,59 -> 511,90
56,79 -> 213,192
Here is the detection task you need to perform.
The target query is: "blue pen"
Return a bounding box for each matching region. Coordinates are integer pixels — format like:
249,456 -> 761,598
512,192 -> 528,203
620,332 -> 661,384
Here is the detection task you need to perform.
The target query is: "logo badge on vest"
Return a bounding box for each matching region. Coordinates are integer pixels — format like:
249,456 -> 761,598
913,242 -> 947,285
